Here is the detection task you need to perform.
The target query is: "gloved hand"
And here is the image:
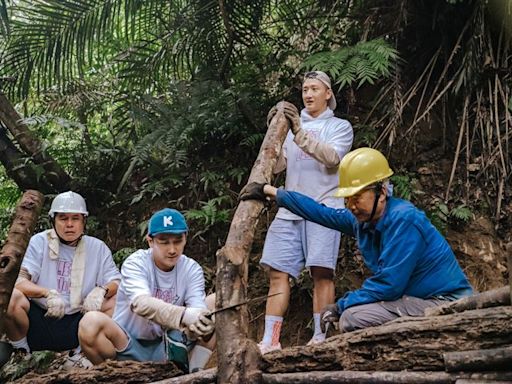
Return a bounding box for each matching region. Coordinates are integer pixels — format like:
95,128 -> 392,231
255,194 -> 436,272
238,182 -> 267,202
45,289 -> 66,319
181,308 -> 215,337
189,312 -> 215,338
82,286 -> 107,312
320,303 -> 340,333
181,307 -> 208,327
283,104 -> 301,135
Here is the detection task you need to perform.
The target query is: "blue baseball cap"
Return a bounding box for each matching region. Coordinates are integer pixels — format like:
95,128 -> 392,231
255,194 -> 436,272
148,208 -> 188,236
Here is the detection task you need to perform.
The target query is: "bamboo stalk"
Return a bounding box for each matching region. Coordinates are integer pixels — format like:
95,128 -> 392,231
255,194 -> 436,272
445,97 -> 469,201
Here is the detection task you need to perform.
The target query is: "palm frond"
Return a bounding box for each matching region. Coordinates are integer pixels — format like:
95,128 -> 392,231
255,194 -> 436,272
302,38 -> 399,90
0,0 -> 162,98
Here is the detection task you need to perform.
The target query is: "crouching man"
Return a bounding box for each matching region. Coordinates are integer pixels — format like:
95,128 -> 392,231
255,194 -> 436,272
3,191 -> 120,368
78,208 -> 215,373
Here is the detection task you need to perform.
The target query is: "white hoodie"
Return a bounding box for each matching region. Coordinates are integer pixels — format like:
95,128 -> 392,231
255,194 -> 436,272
276,108 -> 353,220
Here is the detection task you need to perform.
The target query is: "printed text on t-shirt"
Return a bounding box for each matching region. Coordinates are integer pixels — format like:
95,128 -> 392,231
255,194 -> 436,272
57,259 -> 72,294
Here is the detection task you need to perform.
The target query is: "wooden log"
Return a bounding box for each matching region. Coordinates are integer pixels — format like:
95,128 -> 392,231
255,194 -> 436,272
455,380 -> 512,384
444,346 -> 512,372
262,306 -> 512,373
0,190 -> 44,335
424,286 -> 510,317
12,360 -> 181,384
261,371 -> 512,384
0,93 -> 71,190
150,368 -> 216,384
215,101 -> 291,384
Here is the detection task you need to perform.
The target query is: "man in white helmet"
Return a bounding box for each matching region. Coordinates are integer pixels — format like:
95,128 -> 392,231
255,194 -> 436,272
2,191 -> 121,368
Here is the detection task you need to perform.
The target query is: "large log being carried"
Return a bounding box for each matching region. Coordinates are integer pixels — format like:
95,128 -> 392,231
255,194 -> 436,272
0,190 -> 44,336
215,102 -> 290,383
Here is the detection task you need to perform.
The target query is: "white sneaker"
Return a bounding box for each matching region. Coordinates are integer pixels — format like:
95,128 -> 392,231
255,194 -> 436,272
257,342 -> 281,355
62,352 -> 93,370
306,337 -> 325,346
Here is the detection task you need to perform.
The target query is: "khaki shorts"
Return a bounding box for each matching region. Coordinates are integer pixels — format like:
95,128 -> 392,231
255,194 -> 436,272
260,218 -> 341,278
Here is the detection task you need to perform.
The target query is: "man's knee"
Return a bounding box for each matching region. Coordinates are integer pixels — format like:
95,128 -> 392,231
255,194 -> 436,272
339,307 -> 361,332
268,268 -> 289,285
7,289 -> 29,317
79,311 -> 108,340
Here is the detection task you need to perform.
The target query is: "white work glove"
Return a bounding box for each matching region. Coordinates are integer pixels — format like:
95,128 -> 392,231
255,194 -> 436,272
182,308 -> 215,338
45,289 -> 66,319
82,286 -> 107,312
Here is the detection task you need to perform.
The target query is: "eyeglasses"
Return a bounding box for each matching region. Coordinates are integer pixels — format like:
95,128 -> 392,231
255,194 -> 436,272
304,71 -> 319,79
344,185 -> 380,205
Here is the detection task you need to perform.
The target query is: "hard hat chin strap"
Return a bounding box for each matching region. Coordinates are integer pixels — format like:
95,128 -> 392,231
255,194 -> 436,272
51,215 -> 86,246
365,182 -> 383,223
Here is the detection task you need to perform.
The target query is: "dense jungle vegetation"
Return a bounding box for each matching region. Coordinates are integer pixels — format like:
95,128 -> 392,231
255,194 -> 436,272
0,0 -> 510,281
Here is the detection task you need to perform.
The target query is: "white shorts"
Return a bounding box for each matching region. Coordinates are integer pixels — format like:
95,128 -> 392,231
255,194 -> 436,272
260,218 -> 341,278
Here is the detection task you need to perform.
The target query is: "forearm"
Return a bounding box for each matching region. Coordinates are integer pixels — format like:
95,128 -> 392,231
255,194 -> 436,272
131,294 -> 185,330
293,129 -> 340,168
15,279 -> 50,298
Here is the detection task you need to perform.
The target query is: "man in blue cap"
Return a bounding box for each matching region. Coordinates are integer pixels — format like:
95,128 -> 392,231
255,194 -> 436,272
77,208 -> 215,373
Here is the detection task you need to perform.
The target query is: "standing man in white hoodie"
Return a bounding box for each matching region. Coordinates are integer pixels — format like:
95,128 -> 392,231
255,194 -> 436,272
257,71 -> 353,353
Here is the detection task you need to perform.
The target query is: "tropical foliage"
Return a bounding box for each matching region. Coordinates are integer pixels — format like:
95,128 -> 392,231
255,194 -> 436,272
0,0 -> 510,249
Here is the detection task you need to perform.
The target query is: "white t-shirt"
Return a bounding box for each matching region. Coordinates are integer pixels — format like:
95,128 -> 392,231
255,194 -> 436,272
21,231 -> 121,314
277,108 -> 353,220
113,249 -> 207,340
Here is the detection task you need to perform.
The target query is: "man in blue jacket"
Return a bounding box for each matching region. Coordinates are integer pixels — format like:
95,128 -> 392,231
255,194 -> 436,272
240,148 -> 473,333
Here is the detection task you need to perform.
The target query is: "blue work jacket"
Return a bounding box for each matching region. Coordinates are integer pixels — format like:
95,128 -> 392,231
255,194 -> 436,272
276,190 -> 473,313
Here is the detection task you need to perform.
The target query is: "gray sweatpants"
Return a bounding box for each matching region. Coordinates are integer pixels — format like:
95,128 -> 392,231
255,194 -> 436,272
339,295 -> 448,332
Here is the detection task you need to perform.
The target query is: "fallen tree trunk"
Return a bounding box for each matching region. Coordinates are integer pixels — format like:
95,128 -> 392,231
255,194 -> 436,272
443,346 -> 512,372
0,129 -> 54,192
0,92 -> 71,191
424,286 -> 510,317
0,191 -> 44,335
150,368 -> 216,384
150,368 -> 512,384
13,360 -> 181,384
215,101 -> 291,383
262,306 -> 512,373
261,371 -> 512,384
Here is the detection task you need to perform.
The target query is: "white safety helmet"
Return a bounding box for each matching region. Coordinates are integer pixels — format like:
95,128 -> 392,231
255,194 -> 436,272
48,191 -> 89,218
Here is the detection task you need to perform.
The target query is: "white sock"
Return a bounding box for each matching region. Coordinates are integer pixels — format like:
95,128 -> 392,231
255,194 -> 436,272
188,345 -> 212,373
10,337 -> 30,353
312,313 -> 326,341
72,345 -> 81,355
261,315 -> 283,346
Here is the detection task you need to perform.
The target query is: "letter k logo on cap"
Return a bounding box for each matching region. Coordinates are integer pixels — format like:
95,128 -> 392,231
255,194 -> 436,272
148,208 -> 188,236
163,216 -> 173,227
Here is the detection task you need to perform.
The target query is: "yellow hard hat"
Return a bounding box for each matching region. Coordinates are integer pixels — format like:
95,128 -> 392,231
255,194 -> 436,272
334,148 -> 394,198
